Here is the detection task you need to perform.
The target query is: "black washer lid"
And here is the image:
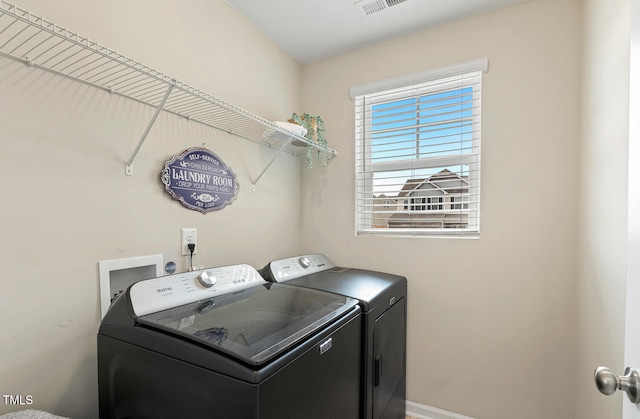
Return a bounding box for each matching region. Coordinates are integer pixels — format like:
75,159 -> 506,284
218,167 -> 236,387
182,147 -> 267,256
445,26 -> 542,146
137,283 -> 358,365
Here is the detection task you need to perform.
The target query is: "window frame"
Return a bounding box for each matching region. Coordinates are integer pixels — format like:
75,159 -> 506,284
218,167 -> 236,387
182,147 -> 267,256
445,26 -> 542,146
351,58 -> 487,238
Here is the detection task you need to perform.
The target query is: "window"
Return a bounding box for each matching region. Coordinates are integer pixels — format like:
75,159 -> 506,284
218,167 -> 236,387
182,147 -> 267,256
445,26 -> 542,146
426,197 -> 443,211
351,58 -> 487,237
450,195 -> 469,210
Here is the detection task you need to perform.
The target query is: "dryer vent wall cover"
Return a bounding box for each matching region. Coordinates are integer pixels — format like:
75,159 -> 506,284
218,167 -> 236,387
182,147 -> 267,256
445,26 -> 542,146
354,0 -> 411,16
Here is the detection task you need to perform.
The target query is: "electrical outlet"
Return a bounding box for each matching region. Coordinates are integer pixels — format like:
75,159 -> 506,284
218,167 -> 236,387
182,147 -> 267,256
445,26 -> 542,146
181,228 -> 197,256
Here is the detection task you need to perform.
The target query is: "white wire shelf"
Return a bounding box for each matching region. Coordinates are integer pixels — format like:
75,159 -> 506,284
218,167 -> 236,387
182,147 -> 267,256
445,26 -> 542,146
0,1 -> 336,183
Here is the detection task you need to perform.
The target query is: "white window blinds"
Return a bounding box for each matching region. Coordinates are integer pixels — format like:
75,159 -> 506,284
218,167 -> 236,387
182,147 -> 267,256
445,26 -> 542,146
352,58 -> 487,237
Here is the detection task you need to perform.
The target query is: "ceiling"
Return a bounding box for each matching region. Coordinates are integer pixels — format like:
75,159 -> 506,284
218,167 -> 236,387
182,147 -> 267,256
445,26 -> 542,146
224,0 -> 530,64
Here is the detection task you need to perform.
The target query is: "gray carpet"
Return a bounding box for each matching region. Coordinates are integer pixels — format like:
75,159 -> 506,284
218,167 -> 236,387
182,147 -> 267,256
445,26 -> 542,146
0,411 -> 68,419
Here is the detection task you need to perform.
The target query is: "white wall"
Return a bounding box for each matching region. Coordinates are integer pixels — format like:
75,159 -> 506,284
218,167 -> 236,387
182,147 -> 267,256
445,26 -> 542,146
0,1 -> 303,417
574,0 -> 630,417
300,0 -> 581,418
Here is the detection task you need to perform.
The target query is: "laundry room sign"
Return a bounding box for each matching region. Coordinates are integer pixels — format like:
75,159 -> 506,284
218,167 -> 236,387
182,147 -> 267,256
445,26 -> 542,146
161,147 -> 239,214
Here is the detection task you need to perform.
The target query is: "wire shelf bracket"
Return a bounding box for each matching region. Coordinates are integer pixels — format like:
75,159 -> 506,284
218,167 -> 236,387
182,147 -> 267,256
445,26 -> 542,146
251,135 -> 295,191
0,1 -> 337,185
125,82 -> 174,176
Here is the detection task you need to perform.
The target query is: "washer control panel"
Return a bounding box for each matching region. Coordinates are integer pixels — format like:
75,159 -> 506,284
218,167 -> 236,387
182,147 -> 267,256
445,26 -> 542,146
267,253 -> 335,282
129,264 -> 264,316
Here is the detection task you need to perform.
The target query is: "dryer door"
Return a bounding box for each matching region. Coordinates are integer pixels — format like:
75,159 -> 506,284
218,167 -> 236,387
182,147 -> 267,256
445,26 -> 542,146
373,298 -> 406,419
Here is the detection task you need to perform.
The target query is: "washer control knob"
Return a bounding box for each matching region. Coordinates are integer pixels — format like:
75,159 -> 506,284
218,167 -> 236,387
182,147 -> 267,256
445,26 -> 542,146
299,257 -> 311,269
197,271 -> 216,288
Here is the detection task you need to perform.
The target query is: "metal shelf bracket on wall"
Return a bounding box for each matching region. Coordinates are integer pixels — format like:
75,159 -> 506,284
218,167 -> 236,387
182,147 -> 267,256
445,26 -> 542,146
251,135 -> 295,191
125,81 -> 175,176
0,1 -> 337,185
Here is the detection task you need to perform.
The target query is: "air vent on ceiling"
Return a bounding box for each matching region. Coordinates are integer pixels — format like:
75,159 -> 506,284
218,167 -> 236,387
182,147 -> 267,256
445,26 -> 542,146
354,0 -> 411,16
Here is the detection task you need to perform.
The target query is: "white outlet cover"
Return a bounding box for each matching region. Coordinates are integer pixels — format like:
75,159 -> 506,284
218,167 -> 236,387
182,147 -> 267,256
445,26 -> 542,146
181,228 -> 197,255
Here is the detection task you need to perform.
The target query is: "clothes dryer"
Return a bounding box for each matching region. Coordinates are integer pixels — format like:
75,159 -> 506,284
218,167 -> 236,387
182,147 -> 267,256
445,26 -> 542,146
260,254 -> 407,419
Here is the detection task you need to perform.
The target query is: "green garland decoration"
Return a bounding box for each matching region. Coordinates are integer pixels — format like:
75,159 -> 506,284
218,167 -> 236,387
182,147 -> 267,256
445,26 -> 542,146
290,113 -> 329,170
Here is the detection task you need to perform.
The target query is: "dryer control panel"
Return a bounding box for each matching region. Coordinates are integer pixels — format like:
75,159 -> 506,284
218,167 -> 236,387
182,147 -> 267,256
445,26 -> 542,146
129,264 -> 265,316
266,254 -> 335,282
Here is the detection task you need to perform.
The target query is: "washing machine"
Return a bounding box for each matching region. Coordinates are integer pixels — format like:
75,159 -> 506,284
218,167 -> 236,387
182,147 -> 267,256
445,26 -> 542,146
260,254 -> 407,419
98,263 -> 363,419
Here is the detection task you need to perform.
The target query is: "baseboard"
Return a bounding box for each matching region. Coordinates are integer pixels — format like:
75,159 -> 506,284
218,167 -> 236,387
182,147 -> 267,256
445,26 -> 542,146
406,400 -> 475,419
